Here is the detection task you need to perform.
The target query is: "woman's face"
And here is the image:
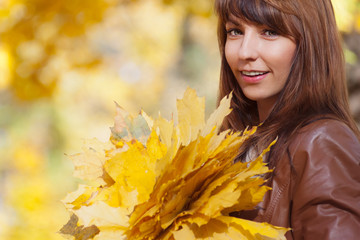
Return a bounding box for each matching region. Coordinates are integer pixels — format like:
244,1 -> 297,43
225,17 -> 297,109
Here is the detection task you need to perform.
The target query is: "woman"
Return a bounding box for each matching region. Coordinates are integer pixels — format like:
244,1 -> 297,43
214,0 -> 360,239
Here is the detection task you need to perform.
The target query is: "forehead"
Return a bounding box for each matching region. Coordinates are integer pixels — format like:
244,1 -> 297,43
225,15 -> 263,27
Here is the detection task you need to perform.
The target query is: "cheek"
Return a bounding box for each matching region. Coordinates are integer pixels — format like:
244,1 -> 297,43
269,43 -> 296,76
224,42 -> 236,69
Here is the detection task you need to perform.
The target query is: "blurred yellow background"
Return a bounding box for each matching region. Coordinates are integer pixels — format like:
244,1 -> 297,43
0,0 -> 359,239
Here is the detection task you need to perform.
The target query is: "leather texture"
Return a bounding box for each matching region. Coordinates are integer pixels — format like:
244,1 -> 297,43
237,119 -> 360,239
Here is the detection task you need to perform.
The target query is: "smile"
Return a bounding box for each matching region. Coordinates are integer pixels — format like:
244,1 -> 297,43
241,71 -> 269,76
240,71 -> 269,83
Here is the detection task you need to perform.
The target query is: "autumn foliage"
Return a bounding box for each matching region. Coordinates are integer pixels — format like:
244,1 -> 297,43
60,88 -> 288,240
1,1 -> 359,240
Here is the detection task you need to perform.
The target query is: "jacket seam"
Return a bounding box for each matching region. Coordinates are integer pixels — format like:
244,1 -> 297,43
263,181 -> 289,223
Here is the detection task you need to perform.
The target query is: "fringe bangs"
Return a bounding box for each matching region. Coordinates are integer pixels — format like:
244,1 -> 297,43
215,0 -> 294,36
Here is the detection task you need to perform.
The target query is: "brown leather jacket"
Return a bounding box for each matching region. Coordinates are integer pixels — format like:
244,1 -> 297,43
238,119 -> 360,239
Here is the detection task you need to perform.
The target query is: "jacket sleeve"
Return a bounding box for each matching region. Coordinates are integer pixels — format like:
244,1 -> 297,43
290,120 -> 360,240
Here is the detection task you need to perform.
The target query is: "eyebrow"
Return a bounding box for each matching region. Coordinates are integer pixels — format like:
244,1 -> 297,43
226,17 -> 241,26
226,17 -> 269,31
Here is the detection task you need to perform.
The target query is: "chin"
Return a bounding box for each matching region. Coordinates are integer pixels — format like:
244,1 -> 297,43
243,94 -> 263,102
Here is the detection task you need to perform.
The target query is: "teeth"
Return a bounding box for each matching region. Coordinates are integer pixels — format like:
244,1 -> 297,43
242,71 -> 266,76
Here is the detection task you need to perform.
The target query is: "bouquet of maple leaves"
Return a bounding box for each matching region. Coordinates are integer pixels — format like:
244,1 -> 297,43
60,88 -> 288,240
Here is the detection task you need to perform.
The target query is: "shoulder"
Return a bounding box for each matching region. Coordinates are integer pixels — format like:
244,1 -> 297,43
287,118 -> 360,239
289,118 -> 360,165
288,118 -> 360,186
293,118 -> 359,145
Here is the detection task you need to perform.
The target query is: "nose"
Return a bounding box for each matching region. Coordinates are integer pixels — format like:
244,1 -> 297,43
238,32 -> 259,61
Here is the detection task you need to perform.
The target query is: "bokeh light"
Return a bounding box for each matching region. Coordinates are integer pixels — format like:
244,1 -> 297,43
0,0 -> 359,239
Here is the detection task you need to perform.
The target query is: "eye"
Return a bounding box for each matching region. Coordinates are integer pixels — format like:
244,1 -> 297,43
263,29 -> 278,38
226,28 -> 243,36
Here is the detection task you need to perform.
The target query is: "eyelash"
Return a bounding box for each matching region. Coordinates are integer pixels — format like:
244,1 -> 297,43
226,28 -> 242,36
263,30 -> 278,37
226,28 -> 279,38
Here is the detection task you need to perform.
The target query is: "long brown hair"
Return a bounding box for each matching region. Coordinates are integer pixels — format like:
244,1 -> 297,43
215,0 -> 360,167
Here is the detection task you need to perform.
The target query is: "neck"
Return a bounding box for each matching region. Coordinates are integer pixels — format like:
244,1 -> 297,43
257,99 -> 277,122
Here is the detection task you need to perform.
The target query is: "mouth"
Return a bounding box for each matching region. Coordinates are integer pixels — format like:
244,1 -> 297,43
241,71 -> 269,77
240,70 -> 269,83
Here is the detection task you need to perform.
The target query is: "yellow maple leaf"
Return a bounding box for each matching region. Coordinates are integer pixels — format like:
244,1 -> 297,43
110,103 -> 152,147
73,201 -> 129,228
62,184 -> 99,210
69,139 -> 114,186
104,139 -> 158,205
177,87 -> 205,145
61,88 -> 289,240
201,91 -> 232,137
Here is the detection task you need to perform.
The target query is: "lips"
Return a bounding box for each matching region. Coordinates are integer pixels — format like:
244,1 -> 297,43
241,71 -> 269,76
240,70 -> 269,83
